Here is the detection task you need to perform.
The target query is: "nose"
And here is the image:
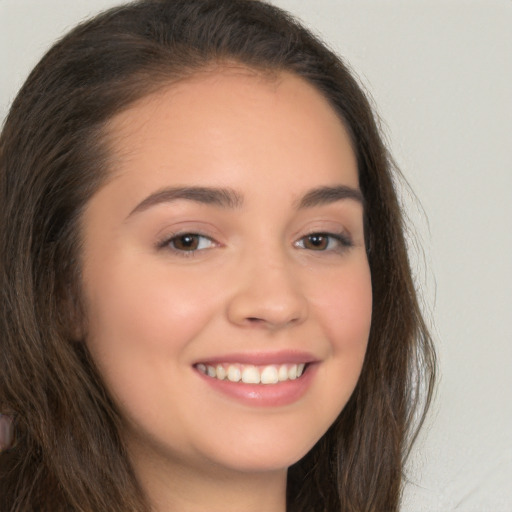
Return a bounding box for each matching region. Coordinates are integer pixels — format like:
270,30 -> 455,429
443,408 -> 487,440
226,252 -> 308,329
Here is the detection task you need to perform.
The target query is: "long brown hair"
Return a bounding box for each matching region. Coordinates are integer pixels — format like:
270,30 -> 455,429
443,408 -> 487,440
0,1 -> 436,510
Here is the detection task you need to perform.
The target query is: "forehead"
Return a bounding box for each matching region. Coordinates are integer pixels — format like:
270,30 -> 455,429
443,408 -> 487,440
98,68 -> 359,206
107,67 -> 354,159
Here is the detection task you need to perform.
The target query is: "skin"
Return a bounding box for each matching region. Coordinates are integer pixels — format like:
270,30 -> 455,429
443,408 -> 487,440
81,68 -> 372,512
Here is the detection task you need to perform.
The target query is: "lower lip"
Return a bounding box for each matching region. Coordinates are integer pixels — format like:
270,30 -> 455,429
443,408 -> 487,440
195,364 -> 317,407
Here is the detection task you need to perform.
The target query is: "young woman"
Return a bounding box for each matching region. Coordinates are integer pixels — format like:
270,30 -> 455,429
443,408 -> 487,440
0,1 -> 436,511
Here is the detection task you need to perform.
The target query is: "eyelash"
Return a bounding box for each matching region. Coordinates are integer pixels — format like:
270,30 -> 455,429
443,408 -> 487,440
157,231 -> 353,257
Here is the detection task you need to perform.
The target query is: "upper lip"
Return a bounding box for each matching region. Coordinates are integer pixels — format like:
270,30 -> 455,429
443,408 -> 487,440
193,350 -> 319,366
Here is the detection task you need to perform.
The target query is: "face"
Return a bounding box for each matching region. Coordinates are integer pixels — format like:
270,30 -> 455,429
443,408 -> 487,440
81,69 -> 372,479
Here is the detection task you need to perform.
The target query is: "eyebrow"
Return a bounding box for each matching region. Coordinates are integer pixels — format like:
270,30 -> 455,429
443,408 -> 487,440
128,186 -> 244,217
127,184 -> 363,218
295,185 -> 364,209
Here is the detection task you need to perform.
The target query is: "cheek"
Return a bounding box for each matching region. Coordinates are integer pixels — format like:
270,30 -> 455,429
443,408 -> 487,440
312,262 -> 373,352
82,257 -> 223,401
82,260 -> 224,437
308,260 -> 372,396
86,257 -> 214,343
284,261 -> 372,449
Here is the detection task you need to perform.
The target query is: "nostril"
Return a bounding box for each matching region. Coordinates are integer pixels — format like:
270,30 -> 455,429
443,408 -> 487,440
246,317 -> 267,326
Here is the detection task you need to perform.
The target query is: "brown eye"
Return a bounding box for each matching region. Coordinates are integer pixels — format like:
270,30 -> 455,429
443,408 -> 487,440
165,233 -> 216,253
172,234 -> 200,251
295,232 -> 353,253
303,234 -> 329,250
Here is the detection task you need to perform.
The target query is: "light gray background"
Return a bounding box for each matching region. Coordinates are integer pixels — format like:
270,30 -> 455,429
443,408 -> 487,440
1,1 -> 511,510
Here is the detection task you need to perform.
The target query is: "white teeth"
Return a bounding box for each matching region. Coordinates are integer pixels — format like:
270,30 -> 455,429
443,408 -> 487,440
242,366 -> 260,384
278,364 -> 289,381
216,364 -> 227,380
260,365 -> 279,384
227,365 -> 241,382
198,362 -> 307,384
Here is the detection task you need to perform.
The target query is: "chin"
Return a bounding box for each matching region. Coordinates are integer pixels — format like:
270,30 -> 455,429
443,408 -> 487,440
198,428 -> 325,475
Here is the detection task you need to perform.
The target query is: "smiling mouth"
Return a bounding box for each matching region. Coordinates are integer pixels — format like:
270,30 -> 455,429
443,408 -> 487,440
195,362 -> 307,384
